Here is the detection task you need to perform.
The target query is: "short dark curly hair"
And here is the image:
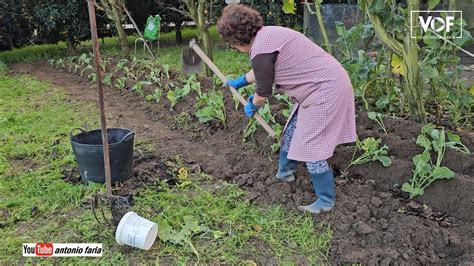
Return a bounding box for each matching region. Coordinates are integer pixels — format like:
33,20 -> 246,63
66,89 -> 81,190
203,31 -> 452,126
217,4 -> 264,46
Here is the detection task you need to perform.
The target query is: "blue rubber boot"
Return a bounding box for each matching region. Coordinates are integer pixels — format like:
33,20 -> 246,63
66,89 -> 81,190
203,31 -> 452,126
297,170 -> 335,213
275,150 -> 298,182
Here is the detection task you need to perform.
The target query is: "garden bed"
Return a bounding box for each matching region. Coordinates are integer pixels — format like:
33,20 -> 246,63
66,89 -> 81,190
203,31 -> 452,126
9,60 -> 474,264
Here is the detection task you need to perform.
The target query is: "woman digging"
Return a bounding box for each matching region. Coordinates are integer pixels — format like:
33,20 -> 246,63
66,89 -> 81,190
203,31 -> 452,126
217,4 -> 356,214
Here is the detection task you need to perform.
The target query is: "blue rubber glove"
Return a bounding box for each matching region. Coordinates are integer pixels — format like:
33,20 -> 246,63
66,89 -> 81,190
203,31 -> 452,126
244,95 -> 259,118
226,75 -> 249,89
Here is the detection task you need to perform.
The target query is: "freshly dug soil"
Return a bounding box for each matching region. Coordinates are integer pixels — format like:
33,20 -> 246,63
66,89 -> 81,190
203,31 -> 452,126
9,61 -> 474,264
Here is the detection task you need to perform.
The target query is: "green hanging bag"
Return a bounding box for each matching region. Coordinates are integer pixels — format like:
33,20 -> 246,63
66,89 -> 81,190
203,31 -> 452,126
143,15 -> 161,41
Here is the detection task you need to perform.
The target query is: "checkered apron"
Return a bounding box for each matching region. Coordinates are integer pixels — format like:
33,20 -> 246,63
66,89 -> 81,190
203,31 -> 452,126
250,26 -> 356,161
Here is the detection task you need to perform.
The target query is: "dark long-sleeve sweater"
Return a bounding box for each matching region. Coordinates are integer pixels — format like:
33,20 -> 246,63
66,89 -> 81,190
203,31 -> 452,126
251,51 -> 278,98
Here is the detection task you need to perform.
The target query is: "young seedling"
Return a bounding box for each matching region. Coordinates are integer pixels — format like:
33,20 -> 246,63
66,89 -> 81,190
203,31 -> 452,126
446,131 -> 471,154
113,59 -> 129,75
146,67 -> 163,87
367,111 -> 387,134
212,74 -> 223,90
99,58 -> 108,72
274,93 -> 294,118
55,58 -> 65,69
270,123 -> 283,152
161,64 -> 170,79
232,85 -> 255,110
174,112 -> 192,127
73,64 -> 81,75
103,73 -> 113,87
195,91 -> 227,125
114,77 -> 127,90
77,52 -> 92,66
243,104 -> 278,142
88,72 -> 97,83
132,81 -> 150,96
145,88 -> 163,103
402,124 -> 469,198
80,65 -> 93,77
167,75 -> 199,109
344,137 -> 392,174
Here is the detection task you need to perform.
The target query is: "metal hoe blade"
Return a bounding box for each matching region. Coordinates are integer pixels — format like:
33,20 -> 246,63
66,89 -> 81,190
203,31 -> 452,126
182,45 -> 202,74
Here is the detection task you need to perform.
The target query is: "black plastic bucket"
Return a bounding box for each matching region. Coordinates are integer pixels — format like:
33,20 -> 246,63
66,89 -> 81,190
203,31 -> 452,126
70,128 -> 134,183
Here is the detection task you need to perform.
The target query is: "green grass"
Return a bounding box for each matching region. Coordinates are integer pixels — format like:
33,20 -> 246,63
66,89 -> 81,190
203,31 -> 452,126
0,66 -> 331,264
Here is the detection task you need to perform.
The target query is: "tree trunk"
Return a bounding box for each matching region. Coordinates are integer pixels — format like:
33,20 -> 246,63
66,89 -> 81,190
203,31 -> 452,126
197,0 -> 212,76
9,36 -> 14,50
449,0 -> 455,10
175,21 -> 182,44
66,35 -> 77,54
314,0 -> 332,54
185,0 -> 213,76
365,0 -> 425,122
110,1 -> 130,59
403,0 -> 425,123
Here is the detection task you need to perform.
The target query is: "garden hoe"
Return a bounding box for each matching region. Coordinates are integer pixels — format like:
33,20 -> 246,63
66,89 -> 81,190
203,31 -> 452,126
87,0 -> 131,227
182,39 -> 276,138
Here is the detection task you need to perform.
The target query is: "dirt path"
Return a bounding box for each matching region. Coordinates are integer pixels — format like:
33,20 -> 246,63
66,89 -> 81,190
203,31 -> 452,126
10,61 -> 474,264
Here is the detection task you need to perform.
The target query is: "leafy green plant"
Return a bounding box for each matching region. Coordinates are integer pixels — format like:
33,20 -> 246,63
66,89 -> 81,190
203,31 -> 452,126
146,66 -> 162,85
114,77 -> 126,90
99,58 -> 109,72
161,64 -> 170,79
402,124 -> 470,198
113,59 -> 129,75
243,104 -> 278,142
122,64 -> 133,79
270,123 -> 283,152
80,65 -> 93,77
174,112 -> 192,127
274,93 -> 294,118
344,137 -> 391,173
167,86 -> 190,109
145,88 -> 163,103
132,81 -> 150,96
334,21 -> 373,59
233,85 -> 255,110
367,111 -> 387,134
103,73 -> 113,87
77,52 -> 92,66
55,58 -> 65,69
212,75 -> 223,90
67,62 -> 74,73
167,75 -> 199,109
195,91 -> 227,125
73,64 -> 81,75
157,215 -> 212,263
88,72 -> 97,83
446,131 -> 471,154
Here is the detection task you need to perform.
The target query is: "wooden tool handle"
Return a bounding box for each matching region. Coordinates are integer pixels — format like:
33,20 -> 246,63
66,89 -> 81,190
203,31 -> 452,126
189,40 -> 276,138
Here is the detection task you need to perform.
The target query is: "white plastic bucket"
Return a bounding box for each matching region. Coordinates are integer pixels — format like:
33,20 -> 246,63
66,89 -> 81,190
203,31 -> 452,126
115,211 -> 158,250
